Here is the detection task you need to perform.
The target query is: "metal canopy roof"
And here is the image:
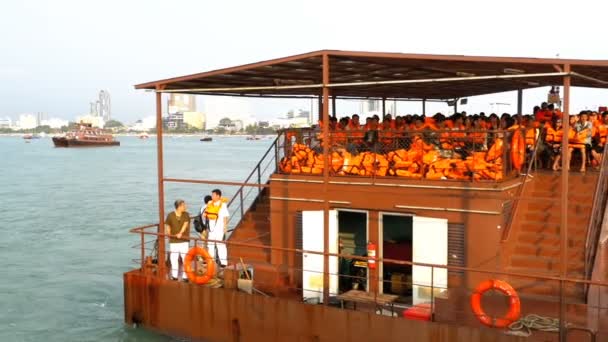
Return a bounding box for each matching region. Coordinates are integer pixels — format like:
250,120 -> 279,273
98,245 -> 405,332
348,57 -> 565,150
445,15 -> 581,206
135,50 -> 608,100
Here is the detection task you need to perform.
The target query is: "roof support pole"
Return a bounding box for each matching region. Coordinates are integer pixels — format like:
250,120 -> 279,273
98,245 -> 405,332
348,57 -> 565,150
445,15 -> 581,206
454,99 -> 458,114
559,65 -> 571,342
382,97 -> 386,116
317,95 -> 323,123
517,89 -> 523,116
422,99 -> 427,116
155,87 -> 166,278
322,54 -> 331,306
332,96 -> 337,119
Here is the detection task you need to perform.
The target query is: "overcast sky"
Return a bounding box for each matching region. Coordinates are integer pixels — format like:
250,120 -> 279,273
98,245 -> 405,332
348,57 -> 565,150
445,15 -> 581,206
1,0 -> 607,123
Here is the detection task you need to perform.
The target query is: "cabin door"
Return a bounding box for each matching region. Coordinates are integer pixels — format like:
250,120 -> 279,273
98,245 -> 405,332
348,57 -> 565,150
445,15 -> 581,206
412,216 -> 448,305
302,210 -> 338,303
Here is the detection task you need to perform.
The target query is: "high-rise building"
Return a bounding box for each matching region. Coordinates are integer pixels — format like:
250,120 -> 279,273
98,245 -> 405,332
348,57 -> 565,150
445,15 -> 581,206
17,114 -> 37,130
183,112 -> 206,130
0,117 -> 12,129
168,94 -> 196,114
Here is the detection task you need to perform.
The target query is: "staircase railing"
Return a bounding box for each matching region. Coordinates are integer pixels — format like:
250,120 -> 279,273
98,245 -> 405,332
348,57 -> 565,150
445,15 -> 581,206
501,128 -> 544,242
584,142 -> 608,294
225,132 -> 284,235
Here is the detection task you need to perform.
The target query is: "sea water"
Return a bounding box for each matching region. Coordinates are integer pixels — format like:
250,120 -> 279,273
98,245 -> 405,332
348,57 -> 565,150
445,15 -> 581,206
0,136 -> 272,341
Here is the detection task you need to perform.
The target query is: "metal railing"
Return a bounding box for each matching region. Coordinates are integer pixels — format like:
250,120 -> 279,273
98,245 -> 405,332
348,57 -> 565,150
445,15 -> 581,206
224,132 -> 283,235
584,142 -> 608,294
501,129 -> 544,242
129,224 -> 608,341
277,128 -> 530,183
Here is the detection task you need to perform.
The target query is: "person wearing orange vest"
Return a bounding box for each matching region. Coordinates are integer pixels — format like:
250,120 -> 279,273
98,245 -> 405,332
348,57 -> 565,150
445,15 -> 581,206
550,118 -> 565,171
203,189 -> 230,267
535,102 -> 553,124
469,116 -> 487,150
591,112 -> 608,167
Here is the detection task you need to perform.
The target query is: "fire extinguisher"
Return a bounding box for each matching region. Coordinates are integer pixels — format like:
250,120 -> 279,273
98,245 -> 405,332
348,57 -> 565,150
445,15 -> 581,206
367,241 -> 377,269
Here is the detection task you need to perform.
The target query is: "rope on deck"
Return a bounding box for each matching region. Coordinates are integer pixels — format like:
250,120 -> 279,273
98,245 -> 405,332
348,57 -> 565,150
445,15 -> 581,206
507,314 -> 560,337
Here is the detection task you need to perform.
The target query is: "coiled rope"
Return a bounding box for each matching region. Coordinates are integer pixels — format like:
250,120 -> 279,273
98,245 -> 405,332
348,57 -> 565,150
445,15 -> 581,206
507,314 -> 560,337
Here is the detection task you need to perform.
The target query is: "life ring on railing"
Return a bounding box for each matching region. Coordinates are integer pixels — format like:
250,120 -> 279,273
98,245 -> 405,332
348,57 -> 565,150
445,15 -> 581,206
470,279 -> 521,328
183,247 -> 216,284
511,130 -> 525,172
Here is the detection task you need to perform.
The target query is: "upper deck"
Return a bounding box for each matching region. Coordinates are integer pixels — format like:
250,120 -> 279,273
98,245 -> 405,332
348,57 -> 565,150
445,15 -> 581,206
126,50 -> 608,342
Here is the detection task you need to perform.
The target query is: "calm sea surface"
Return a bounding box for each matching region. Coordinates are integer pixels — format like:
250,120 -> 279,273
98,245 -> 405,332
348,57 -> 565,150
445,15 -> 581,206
0,135 -> 273,342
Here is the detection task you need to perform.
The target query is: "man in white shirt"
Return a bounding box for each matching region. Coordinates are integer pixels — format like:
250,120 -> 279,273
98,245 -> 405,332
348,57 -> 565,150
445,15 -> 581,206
203,189 -> 230,267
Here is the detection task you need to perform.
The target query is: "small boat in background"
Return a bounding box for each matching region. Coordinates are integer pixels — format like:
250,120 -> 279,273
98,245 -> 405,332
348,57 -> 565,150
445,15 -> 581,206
246,135 -> 260,141
200,137 -> 213,142
139,132 -> 149,139
23,134 -> 41,140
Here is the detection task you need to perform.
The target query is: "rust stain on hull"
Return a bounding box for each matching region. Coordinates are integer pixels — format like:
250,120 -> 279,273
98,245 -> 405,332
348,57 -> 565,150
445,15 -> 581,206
124,270 -> 524,342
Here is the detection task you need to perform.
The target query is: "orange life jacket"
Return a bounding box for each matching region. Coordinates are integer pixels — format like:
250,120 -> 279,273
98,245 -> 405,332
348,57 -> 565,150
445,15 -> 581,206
204,198 -> 228,220
598,124 -> 608,145
469,131 -> 487,145
545,126 -> 557,143
535,110 -> 553,123
525,128 -> 537,146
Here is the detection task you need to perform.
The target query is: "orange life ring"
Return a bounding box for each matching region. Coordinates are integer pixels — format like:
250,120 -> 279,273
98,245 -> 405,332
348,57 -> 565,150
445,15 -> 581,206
183,247 -> 216,284
470,279 -> 521,328
510,130 -> 525,172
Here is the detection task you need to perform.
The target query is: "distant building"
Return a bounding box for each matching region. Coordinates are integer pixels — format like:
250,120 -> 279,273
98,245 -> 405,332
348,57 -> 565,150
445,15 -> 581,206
130,116 -> 156,132
17,114 -> 37,130
41,118 -> 69,129
168,94 -> 196,114
232,119 -> 244,131
359,100 -> 397,117
0,117 -> 12,129
182,112 -> 206,129
165,112 -> 184,130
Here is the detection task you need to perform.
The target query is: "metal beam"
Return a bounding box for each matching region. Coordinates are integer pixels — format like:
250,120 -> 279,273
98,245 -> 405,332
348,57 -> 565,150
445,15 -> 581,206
570,71 -> 608,85
382,97 -> 386,116
517,89 -> 523,115
559,64 -> 571,342
155,87 -> 166,277
322,54 -> 330,306
153,72 -> 570,94
422,99 -> 426,116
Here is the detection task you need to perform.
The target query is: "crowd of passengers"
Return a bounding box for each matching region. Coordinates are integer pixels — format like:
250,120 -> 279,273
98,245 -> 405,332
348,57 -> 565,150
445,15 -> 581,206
313,103 -> 608,172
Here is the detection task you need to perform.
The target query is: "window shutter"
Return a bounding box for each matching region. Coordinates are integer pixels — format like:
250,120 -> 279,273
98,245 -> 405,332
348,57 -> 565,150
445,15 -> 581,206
448,223 -> 466,275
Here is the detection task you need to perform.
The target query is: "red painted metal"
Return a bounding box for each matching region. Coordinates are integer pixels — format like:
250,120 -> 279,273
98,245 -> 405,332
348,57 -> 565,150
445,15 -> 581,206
155,89 -> 166,277
559,65 -> 571,342
322,53 -> 330,305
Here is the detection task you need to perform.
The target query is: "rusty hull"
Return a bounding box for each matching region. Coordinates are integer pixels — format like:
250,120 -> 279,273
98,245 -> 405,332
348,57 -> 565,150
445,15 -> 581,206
124,270 -> 525,342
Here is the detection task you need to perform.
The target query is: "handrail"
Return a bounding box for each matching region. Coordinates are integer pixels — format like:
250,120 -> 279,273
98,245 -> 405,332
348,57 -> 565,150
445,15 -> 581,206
584,142 -> 608,295
225,132 -> 282,231
501,128 -> 543,242
129,224 -> 608,287
279,127 -> 520,183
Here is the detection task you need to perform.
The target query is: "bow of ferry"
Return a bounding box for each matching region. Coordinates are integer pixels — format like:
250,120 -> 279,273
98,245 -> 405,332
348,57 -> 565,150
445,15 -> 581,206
124,50 -> 608,342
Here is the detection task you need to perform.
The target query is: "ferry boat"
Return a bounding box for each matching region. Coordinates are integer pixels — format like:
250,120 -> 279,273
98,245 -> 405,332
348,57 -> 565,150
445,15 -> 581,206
125,50 -> 608,342
52,122 -> 119,147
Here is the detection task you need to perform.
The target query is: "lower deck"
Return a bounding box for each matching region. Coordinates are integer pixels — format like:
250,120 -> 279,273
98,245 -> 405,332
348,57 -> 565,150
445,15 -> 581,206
124,270 -> 528,342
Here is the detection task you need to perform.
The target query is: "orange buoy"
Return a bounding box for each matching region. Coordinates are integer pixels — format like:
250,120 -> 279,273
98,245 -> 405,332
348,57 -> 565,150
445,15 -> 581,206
470,279 -> 521,328
183,247 -> 216,285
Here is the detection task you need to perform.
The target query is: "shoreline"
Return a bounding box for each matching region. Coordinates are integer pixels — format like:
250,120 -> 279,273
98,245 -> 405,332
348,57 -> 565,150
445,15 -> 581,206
0,133 -> 277,138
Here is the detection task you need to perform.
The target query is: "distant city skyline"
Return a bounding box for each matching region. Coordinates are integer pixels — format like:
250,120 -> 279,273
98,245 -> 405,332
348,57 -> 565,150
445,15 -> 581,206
1,1 -> 607,122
